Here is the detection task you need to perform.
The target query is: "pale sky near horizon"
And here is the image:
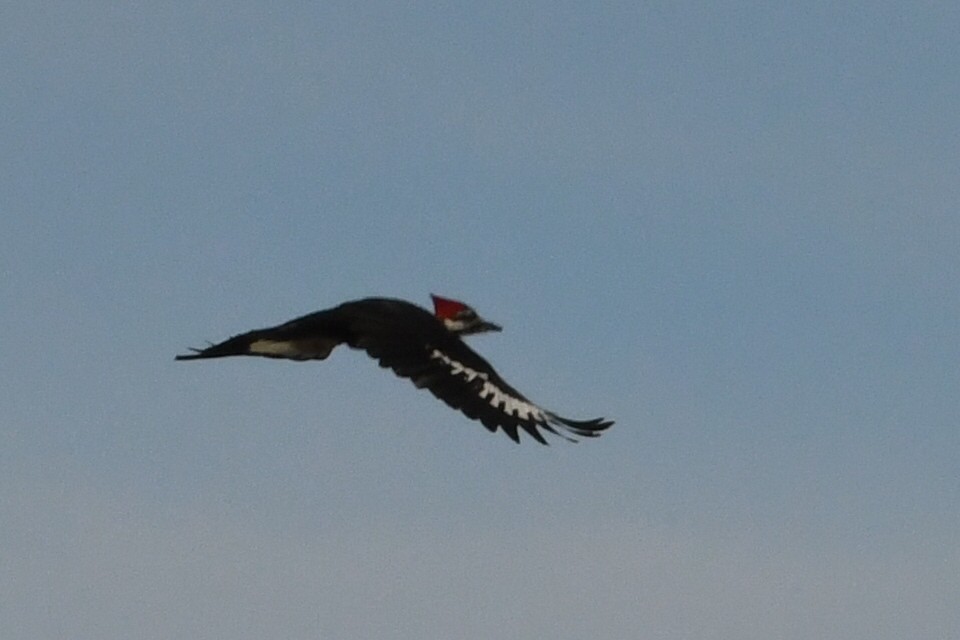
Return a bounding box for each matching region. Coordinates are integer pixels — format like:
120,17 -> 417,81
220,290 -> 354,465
2,3 -> 959,639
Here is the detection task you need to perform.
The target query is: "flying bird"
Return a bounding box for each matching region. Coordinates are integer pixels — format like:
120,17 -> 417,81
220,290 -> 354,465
176,295 -> 613,444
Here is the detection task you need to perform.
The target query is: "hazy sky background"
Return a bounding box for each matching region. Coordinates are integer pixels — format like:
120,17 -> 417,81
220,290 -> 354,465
2,2 -> 958,638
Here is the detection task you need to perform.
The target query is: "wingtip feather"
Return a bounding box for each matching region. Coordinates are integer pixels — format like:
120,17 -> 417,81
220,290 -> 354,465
545,413 -> 614,441
174,347 -> 207,361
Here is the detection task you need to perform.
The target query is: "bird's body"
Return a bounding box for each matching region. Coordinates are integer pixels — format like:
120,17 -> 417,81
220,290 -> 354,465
177,295 -> 612,444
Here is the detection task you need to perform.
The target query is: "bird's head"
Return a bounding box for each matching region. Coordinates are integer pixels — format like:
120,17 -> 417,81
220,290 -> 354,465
431,294 -> 502,335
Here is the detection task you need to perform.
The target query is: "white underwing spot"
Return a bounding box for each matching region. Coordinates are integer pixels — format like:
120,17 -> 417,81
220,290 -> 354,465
249,339 -> 300,356
429,349 -> 544,421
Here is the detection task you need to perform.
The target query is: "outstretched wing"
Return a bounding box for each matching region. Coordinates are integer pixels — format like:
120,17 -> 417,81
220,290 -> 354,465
354,327 -> 613,444
175,308 -> 346,361
176,297 -> 613,444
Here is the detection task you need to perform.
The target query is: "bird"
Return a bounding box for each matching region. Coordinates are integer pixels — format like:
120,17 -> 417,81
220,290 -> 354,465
176,295 -> 613,444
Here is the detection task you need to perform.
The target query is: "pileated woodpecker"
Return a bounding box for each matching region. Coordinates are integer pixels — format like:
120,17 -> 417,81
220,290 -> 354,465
176,295 -> 613,444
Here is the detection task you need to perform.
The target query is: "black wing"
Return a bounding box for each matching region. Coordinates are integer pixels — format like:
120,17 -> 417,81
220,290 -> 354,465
175,308 -> 348,361
177,297 -> 613,444
348,310 -> 613,444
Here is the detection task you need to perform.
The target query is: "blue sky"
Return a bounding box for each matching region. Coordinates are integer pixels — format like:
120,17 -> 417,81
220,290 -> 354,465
2,2 -> 958,638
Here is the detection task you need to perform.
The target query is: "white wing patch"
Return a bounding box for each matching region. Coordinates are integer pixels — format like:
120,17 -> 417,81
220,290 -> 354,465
249,339 -> 301,357
429,349 -> 546,422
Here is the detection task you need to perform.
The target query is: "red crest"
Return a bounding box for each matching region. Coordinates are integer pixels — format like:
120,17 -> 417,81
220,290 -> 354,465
430,294 -> 468,320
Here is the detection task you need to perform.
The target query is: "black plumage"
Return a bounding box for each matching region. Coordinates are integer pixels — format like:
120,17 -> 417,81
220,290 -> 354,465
176,297 -> 612,444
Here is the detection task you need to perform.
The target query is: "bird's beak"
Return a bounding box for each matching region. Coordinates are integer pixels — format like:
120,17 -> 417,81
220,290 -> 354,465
479,320 -> 502,333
